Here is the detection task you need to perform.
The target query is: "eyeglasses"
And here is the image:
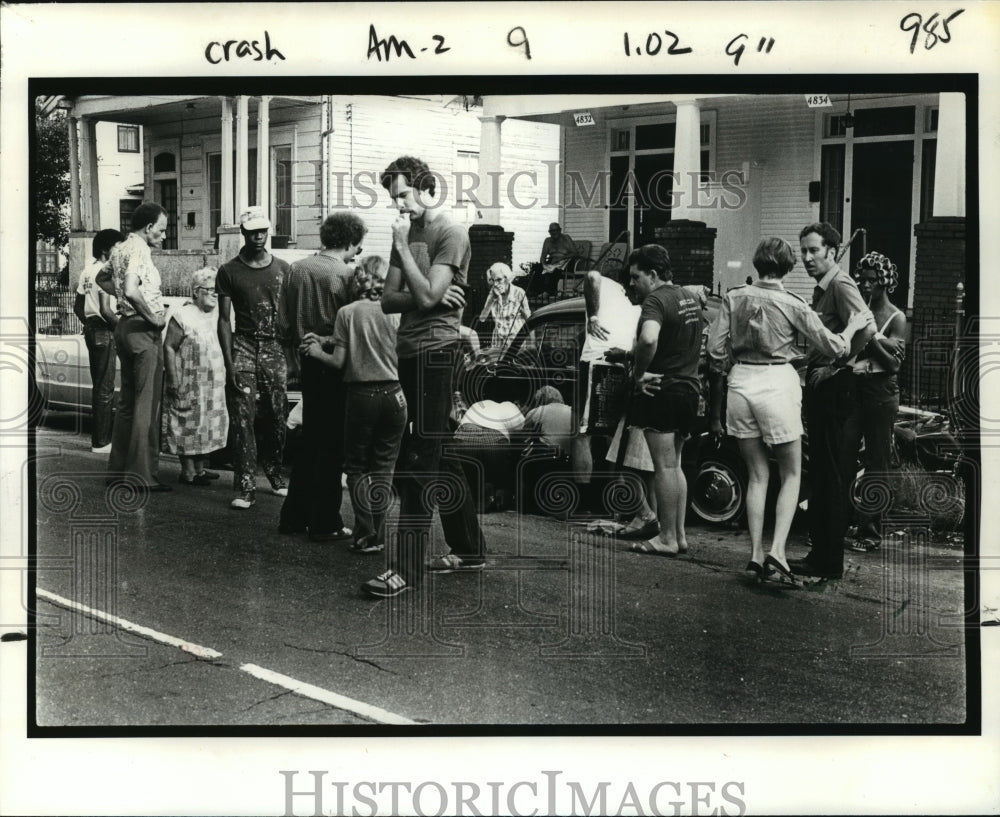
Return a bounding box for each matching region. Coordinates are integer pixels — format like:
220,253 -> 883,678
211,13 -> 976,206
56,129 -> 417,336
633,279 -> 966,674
195,287 -> 218,295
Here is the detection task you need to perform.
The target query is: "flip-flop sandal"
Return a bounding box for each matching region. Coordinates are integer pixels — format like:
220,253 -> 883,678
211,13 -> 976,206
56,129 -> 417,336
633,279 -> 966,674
629,540 -> 679,557
618,520 -> 660,540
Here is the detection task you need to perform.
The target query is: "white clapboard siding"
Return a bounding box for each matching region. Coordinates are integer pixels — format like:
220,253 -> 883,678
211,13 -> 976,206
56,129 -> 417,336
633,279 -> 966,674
562,123 -> 608,252
499,118 -> 562,269
701,96 -> 819,299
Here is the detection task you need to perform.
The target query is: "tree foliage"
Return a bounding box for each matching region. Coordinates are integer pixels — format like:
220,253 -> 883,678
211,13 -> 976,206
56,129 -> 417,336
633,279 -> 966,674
34,102 -> 70,249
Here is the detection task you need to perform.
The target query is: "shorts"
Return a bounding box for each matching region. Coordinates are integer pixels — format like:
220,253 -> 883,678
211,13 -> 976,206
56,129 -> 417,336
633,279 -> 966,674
725,362 -> 803,445
605,416 -> 654,471
627,382 -> 699,436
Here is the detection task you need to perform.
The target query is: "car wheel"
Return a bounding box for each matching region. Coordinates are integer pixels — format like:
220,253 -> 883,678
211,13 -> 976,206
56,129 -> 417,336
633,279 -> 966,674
690,453 -> 747,525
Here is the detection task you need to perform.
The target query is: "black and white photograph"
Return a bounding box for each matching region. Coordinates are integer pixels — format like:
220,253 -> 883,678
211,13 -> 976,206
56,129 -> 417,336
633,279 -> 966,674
2,2 -> 998,815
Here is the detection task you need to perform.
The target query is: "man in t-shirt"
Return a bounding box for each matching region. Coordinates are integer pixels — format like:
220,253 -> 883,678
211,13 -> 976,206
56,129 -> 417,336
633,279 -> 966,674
361,155 -> 485,598
626,244 -> 702,557
74,228 -> 123,453
537,222 -> 579,296
277,212 -> 365,539
216,207 -> 292,510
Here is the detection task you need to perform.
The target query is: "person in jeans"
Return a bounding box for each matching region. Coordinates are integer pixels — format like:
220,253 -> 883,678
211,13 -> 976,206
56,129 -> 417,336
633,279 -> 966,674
301,256 -> 404,553
277,211 -> 365,540
95,201 -> 171,492
74,228 -> 123,453
217,207 -> 292,510
362,155 -> 485,599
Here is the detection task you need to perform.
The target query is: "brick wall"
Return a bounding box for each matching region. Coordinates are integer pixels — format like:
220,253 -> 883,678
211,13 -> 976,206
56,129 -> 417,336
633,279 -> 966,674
912,217 -> 965,316
467,223 -> 514,325
652,220 -> 718,288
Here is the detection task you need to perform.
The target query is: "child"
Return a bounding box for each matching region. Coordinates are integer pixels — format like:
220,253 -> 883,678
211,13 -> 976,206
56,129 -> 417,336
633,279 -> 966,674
301,256 -> 404,552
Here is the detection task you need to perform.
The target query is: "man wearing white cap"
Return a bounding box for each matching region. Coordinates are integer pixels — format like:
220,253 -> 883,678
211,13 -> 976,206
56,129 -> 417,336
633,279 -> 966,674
216,207 -> 292,509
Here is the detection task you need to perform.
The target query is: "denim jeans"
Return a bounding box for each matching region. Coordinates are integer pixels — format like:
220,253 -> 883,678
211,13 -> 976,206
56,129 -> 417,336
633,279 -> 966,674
280,356 -> 345,534
394,343 -> 485,583
84,318 -> 116,448
343,381 -> 407,548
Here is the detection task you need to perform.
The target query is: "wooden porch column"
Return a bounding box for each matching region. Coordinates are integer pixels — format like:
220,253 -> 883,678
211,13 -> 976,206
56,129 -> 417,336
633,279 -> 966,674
933,92 -> 965,218
672,99 -> 702,222
78,118 -> 101,231
235,95 -> 250,220
220,97 -> 234,225
477,115 -> 505,225
67,116 -> 82,231
256,95 -> 270,218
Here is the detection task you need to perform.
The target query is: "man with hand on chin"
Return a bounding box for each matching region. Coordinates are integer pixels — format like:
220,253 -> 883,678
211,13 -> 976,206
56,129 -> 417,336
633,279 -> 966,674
361,155 -> 485,599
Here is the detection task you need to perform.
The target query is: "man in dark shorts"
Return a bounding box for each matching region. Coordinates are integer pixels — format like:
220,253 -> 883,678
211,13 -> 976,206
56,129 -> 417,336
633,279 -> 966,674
626,244 -> 702,557
216,207 -> 292,510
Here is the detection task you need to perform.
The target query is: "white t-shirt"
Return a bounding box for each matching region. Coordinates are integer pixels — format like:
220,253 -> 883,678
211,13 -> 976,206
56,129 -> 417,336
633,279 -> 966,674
76,258 -> 117,320
580,277 -> 641,363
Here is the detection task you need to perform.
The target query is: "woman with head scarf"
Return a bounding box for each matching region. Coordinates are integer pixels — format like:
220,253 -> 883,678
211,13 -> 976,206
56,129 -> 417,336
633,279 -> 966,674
478,262 -> 531,352
849,251 -> 907,552
162,267 -> 229,485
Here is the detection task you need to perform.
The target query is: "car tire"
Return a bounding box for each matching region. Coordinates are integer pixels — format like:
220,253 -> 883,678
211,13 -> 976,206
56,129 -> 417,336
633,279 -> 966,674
690,452 -> 748,525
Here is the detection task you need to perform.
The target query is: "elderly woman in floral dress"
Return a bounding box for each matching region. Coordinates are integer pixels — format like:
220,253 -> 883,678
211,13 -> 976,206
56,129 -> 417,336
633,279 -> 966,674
478,262 -> 531,353
162,267 -> 229,485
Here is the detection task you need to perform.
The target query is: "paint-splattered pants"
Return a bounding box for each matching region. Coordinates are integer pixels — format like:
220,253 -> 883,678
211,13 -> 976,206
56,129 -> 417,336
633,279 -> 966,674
226,334 -> 286,494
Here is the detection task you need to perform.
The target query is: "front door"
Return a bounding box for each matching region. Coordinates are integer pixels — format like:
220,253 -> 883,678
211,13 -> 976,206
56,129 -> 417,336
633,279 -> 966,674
850,141 -> 914,306
154,179 -> 178,250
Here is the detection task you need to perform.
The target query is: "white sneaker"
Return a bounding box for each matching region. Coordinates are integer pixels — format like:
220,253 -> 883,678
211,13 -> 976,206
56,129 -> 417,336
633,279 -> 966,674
91,443 -> 112,454
230,491 -> 256,509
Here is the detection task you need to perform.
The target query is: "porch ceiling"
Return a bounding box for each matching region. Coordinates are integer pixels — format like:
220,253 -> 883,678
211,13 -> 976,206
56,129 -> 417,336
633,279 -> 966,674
482,93 -> 741,124
67,94 -> 321,125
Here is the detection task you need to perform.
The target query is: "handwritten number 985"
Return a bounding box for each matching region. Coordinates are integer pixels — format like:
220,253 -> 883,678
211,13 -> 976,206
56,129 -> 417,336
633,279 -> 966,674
900,9 -> 964,54
507,26 -> 531,59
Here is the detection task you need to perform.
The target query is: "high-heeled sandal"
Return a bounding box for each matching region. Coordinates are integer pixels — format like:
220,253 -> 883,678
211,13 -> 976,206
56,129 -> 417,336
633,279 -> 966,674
764,554 -> 798,585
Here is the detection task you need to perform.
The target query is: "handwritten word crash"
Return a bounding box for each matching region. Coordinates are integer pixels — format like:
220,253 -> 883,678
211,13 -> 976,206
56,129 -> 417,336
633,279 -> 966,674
205,31 -> 285,64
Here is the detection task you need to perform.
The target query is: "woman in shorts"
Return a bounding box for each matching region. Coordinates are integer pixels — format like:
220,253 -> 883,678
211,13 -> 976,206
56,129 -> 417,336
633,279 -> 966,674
706,237 -> 871,583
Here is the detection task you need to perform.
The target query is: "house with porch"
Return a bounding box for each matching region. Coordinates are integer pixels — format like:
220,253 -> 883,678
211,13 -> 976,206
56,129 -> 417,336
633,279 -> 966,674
476,91 -> 967,321
59,94 -> 561,310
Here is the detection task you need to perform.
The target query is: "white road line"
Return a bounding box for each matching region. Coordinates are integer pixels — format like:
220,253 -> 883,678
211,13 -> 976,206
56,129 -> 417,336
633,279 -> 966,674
36,587 -> 418,725
36,588 -> 222,658
240,663 -> 418,725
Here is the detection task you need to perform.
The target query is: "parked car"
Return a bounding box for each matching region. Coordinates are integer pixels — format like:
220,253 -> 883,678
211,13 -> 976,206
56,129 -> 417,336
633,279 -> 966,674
34,296 -> 302,461
455,289 -> 756,525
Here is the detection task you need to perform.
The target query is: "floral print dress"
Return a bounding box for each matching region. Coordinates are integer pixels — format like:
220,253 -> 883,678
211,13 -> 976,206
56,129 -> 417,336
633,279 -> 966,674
162,302 -> 229,456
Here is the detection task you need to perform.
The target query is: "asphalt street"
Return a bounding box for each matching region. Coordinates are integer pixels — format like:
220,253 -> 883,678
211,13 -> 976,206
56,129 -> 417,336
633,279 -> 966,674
32,415 -> 968,728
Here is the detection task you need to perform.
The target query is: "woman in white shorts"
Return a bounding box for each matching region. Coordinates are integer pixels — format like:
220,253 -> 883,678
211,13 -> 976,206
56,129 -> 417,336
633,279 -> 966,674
706,237 -> 871,583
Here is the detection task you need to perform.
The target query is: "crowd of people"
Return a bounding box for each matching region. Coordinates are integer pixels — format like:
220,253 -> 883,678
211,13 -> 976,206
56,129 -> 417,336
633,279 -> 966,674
82,157 -> 904,597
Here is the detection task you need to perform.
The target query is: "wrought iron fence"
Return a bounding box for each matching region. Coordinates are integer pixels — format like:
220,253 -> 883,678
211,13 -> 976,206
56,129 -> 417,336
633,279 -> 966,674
33,284 -> 194,337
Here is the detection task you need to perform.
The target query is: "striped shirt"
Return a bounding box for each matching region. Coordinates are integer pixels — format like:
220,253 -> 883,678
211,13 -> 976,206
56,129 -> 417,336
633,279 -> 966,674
280,252 -> 354,348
